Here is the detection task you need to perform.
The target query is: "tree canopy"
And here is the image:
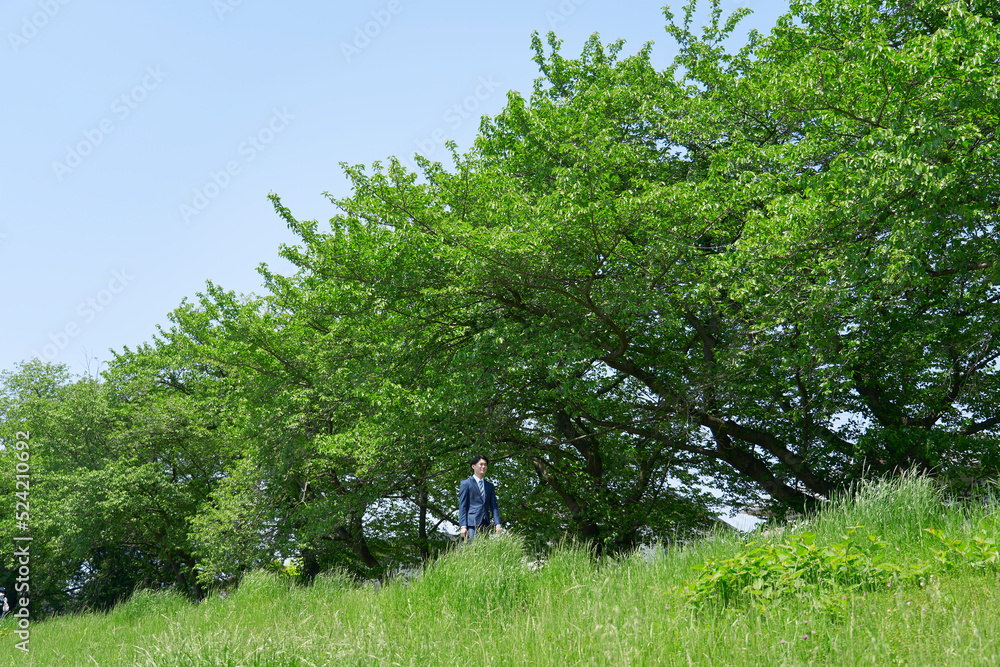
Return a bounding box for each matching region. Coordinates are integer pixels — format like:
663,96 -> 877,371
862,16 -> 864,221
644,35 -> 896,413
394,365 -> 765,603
3,0 -> 998,609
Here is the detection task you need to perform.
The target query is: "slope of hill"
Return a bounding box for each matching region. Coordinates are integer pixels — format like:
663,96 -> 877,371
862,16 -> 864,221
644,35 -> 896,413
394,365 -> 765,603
5,475 -> 1000,666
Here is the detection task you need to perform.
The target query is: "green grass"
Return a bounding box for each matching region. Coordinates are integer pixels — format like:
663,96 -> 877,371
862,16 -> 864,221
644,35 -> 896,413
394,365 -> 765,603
5,474 -> 1000,666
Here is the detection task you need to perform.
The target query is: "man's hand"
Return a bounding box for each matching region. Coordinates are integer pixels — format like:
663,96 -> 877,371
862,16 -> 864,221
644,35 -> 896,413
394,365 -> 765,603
460,526 -> 468,538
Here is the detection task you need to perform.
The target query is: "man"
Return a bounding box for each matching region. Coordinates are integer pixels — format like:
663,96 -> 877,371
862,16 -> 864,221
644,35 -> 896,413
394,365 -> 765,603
458,455 -> 502,540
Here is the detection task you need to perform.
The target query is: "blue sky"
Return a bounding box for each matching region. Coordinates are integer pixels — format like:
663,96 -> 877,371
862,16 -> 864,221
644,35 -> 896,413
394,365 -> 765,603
1,0 -> 788,377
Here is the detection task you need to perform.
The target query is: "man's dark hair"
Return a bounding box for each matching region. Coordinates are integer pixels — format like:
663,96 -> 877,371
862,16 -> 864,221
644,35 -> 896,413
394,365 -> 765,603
469,455 -> 489,467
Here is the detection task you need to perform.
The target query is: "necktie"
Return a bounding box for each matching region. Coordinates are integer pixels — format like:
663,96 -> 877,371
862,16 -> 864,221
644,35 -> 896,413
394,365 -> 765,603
477,478 -> 484,498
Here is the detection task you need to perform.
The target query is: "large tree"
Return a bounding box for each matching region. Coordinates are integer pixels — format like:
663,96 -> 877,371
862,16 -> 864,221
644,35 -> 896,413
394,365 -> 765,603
8,0 -> 997,590
240,0 -> 1000,538
0,345 -> 235,611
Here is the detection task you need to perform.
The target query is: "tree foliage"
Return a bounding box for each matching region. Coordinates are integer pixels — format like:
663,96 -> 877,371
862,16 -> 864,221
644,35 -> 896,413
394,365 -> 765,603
0,348 -> 233,611
2,0 -> 999,607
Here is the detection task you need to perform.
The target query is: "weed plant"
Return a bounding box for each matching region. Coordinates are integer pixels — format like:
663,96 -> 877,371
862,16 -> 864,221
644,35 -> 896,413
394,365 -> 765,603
4,474 -> 1000,665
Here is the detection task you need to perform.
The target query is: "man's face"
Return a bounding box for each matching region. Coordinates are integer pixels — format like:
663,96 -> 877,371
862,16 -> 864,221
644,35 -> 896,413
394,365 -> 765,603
472,459 -> 488,477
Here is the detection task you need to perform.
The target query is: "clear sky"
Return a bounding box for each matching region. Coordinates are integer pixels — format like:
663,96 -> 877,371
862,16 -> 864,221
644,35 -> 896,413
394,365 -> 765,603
1,0 -> 788,377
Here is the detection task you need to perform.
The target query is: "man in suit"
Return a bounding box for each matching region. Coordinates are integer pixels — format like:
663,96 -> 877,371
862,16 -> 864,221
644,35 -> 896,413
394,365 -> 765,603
458,455 -> 502,540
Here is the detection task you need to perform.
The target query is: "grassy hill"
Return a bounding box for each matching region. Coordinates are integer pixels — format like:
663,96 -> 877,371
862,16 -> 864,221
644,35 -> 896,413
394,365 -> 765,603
5,475 -> 1000,666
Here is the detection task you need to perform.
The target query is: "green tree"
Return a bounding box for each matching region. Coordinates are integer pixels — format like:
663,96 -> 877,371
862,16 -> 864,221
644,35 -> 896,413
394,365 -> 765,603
0,344 -> 235,611
168,287 -> 465,579
245,0 -> 999,543
10,0 -> 997,589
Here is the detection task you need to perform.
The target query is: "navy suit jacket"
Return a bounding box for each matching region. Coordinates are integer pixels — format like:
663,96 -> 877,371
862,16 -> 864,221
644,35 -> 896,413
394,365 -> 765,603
458,476 -> 501,528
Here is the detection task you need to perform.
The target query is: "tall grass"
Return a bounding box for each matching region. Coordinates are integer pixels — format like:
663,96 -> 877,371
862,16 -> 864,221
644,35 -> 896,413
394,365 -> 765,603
5,474 -> 1000,665
759,472 -> 999,564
